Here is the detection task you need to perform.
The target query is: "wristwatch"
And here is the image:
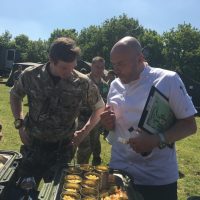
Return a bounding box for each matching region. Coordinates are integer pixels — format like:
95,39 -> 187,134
14,119 -> 24,129
158,133 -> 167,149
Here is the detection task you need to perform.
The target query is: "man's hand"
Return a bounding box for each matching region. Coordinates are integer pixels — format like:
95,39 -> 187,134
128,130 -> 159,153
19,127 -> 31,145
100,105 -> 116,130
72,124 -> 89,147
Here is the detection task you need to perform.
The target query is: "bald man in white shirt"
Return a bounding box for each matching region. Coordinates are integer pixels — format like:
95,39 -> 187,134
100,36 -> 197,200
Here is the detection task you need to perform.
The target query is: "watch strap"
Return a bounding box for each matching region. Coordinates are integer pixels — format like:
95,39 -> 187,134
158,133 -> 167,149
14,118 -> 24,129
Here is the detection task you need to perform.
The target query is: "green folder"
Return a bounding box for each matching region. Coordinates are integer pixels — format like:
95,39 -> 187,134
138,86 -> 176,135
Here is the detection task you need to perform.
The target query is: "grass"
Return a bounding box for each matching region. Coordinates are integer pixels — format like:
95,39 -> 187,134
0,81 -> 200,200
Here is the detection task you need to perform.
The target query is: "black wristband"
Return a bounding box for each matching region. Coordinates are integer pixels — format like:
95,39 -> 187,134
14,119 -> 24,129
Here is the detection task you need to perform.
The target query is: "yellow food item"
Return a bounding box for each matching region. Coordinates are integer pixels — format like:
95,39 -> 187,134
63,183 -> 80,189
85,175 -> 99,180
67,180 -> 81,184
62,195 -> 76,200
65,175 -> 81,180
95,165 -> 108,172
64,175 -> 82,183
63,183 -> 80,192
65,188 -> 77,193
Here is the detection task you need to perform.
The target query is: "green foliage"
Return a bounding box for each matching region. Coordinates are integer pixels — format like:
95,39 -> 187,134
140,29 -> 165,67
78,14 -> 144,66
100,14 -> 144,64
27,40 -> 48,63
78,25 -> 103,62
162,23 -> 200,81
1,16 -> 200,82
0,30 -> 12,48
14,34 -> 30,61
48,28 -> 78,44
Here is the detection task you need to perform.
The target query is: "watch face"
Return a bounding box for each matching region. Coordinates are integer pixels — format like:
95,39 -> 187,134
159,143 -> 166,149
14,119 -> 23,129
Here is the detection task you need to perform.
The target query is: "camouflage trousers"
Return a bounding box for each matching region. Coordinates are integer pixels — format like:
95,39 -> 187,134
76,125 -> 101,164
18,137 -> 74,185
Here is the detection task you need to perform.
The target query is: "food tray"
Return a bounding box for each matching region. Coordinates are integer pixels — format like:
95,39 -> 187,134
38,164 -> 130,200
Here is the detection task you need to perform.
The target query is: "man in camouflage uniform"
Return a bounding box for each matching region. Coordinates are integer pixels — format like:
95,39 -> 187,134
10,38 -> 105,190
107,69 -> 116,86
77,56 -> 109,165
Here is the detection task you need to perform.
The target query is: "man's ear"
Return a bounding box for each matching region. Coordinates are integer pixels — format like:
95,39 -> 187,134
49,58 -> 57,65
138,53 -> 144,64
49,57 -> 53,63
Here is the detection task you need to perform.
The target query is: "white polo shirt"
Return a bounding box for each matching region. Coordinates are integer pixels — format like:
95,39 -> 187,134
107,65 -> 197,185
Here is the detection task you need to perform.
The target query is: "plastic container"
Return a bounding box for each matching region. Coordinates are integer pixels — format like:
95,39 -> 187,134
0,150 -> 22,199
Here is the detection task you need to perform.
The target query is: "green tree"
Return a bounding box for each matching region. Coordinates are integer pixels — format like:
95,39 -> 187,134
48,29 -> 78,44
101,14 -> 144,66
27,39 -> 48,63
78,14 -> 144,67
140,29 -> 165,67
14,34 -> 30,61
78,25 -> 103,62
163,23 -> 200,81
0,31 -> 12,48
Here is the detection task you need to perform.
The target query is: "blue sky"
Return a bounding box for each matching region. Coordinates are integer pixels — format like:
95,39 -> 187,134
1,0 -> 200,40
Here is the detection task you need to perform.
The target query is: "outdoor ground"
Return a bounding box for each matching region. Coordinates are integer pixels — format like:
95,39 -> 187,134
0,80 -> 199,200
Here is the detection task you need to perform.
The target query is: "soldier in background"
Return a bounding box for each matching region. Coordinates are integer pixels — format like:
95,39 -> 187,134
10,37 -> 105,191
77,56 -> 109,165
107,69 -> 116,86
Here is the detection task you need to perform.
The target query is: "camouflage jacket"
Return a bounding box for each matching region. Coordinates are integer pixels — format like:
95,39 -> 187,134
88,73 -> 109,103
10,63 -> 104,142
79,73 -> 109,124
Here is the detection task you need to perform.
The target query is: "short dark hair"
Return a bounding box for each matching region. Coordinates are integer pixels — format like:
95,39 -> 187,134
92,56 -> 105,65
49,37 -> 80,63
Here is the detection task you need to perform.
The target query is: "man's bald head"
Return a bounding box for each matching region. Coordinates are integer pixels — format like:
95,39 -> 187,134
110,36 -> 145,84
111,36 -> 142,55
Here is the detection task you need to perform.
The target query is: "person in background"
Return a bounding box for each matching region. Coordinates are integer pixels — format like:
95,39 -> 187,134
100,36 -> 197,200
10,37 -> 105,192
77,56 -> 109,165
106,69 -> 116,86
